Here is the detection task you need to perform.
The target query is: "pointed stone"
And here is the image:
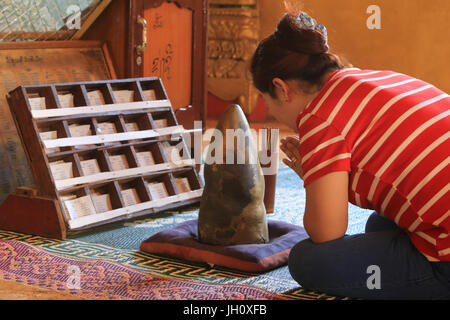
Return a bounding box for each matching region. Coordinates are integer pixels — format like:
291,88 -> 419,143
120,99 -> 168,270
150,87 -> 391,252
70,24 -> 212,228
198,104 -> 268,246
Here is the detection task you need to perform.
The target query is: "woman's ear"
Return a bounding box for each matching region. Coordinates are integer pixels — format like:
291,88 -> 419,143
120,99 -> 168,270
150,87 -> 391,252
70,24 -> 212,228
272,78 -> 290,102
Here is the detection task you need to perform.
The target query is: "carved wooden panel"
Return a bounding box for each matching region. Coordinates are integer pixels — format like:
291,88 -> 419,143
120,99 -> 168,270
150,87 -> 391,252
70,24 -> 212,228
207,0 -> 260,115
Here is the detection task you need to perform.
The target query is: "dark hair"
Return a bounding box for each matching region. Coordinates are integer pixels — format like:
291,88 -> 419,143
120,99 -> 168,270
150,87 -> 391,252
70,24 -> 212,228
250,13 -> 343,97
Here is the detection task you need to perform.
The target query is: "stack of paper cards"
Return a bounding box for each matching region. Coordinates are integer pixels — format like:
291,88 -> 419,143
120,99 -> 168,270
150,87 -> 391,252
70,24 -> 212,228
63,195 -> 97,220
58,93 -> 74,108
97,122 -> 120,145
148,182 -> 169,200
143,89 -> 156,101
69,124 -> 92,137
121,188 -> 140,206
175,177 -> 191,193
87,90 -> 105,105
153,118 -> 168,128
49,161 -> 73,180
28,96 -> 46,110
162,142 -> 182,162
125,122 -> 140,132
39,130 -> 60,154
91,193 -> 113,213
97,122 -> 117,134
80,158 -> 101,176
69,124 -> 92,149
109,154 -> 129,171
114,90 -> 134,103
136,151 -> 155,167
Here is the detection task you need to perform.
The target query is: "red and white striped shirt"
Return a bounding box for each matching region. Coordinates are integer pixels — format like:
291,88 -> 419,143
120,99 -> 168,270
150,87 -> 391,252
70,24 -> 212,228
297,68 -> 450,261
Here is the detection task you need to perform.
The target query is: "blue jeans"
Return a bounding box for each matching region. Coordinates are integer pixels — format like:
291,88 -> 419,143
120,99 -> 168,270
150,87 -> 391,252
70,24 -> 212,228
288,212 -> 450,299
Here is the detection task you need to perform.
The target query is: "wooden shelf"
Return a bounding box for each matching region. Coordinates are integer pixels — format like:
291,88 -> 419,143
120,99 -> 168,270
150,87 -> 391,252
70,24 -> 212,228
1,77 -> 203,238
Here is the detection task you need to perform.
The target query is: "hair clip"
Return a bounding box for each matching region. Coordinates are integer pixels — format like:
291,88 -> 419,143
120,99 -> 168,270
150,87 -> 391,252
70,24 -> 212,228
292,12 -> 328,44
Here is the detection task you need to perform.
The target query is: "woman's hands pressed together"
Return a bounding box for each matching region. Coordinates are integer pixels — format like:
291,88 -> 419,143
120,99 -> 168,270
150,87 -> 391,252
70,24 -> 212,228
280,135 -> 349,243
280,136 -> 304,180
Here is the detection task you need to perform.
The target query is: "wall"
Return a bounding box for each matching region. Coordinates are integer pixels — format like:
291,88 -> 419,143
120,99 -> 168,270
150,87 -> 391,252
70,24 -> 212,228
259,0 -> 450,93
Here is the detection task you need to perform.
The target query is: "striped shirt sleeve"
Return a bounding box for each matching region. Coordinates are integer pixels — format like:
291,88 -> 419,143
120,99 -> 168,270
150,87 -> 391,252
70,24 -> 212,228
298,113 -> 351,185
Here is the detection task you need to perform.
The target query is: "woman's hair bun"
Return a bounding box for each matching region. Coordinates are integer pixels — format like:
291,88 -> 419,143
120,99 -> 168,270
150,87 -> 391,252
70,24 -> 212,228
274,13 -> 329,55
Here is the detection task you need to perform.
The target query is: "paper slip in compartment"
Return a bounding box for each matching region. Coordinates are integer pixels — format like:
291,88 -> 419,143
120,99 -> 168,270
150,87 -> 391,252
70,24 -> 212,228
39,131 -> 60,154
91,193 -> 113,213
61,194 -> 76,219
109,154 -> 129,171
143,89 -> 156,101
125,122 -> 140,132
87,90 -> 105,105
175,177 -> 191,193
70,124 -> 93,149
121,188 -> 140,207
97,122 -> 117,134
80,158 -> 101,176
153,119 -> 168,129
114,90 -> 135,103
58,93 -> 74,108
49,161 -> 73,180
40,130 -> 58,140
64,195 -> 97,220
136,151 -> 155,166
69,124 -> 92,137
148,182 -> 169,200
28,96 -> 46,110
97,122 -> 121,146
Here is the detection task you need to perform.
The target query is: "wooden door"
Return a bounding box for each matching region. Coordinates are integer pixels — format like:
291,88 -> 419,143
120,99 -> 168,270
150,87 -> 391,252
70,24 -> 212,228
131,0 -> 207,129
144,2 -> 192,112
83,0 -> 207,128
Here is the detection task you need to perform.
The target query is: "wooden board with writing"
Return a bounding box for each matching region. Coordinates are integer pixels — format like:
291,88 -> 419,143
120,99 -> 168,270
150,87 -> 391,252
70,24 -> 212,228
143,2 -> 193,112
0,41 -> 115,203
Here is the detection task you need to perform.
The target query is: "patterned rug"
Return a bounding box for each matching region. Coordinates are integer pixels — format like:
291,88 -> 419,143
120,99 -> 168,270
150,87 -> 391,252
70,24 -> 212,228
0,237 -> 286,300
70,164 -> 372,298
0,164 -> 372,300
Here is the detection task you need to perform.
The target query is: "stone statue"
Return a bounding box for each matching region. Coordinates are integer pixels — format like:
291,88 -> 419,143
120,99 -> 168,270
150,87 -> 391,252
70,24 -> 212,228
198,104 -> 269,245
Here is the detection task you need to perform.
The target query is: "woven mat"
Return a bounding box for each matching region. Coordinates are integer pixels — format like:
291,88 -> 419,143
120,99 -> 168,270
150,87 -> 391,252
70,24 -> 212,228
0,165 -> 371,300
0,236 -> 289,300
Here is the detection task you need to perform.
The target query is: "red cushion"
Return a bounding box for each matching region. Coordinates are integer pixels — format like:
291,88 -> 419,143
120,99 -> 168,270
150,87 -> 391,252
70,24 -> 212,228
140,219 -> 308,272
